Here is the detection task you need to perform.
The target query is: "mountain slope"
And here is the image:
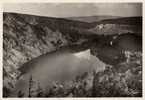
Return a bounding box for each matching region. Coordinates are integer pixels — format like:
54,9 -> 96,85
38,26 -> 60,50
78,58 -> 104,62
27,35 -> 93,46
94,17 -> 142,25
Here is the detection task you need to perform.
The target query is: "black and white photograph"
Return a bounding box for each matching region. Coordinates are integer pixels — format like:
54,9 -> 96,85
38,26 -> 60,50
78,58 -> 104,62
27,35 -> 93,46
3,2 -> 142,97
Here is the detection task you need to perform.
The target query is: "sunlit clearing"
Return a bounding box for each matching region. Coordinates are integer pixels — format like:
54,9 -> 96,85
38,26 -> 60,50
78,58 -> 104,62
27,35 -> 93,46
73,49 -> 90,60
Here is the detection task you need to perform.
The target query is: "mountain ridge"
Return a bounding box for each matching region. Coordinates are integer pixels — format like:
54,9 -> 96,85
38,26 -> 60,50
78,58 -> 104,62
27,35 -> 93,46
67,15 -> 122,23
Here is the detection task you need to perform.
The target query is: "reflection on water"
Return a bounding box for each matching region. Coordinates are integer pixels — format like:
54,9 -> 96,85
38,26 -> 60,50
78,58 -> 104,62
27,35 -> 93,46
14,49 -> 106,96
73,49 -> 90,60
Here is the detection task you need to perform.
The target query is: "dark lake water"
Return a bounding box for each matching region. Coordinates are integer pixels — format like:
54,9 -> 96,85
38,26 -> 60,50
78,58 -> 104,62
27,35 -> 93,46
14,49 -> 106,96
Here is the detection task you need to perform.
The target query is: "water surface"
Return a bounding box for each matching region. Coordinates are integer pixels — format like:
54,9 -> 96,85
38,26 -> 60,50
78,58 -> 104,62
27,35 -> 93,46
14,49 -> 106,96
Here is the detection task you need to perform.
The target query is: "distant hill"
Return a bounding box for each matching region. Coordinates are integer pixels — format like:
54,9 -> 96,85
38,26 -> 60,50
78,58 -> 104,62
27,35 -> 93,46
67,15 -> 121,23
93,16 -> 142,26
89,16 -> 142,36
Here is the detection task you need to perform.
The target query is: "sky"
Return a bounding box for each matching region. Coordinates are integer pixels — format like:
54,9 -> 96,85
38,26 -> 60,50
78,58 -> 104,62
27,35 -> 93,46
3,3 -> 142,17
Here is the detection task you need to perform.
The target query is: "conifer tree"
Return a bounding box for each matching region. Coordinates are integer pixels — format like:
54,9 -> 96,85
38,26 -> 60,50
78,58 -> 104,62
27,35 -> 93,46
28,75 -> 34,97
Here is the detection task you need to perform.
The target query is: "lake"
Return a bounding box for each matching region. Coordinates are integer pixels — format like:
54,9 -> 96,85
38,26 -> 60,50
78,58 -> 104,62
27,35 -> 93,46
13,49 -> 106,96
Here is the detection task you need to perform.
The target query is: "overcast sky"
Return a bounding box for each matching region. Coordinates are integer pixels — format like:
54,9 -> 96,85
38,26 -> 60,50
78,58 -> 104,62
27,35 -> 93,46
3,3 -> 142,17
